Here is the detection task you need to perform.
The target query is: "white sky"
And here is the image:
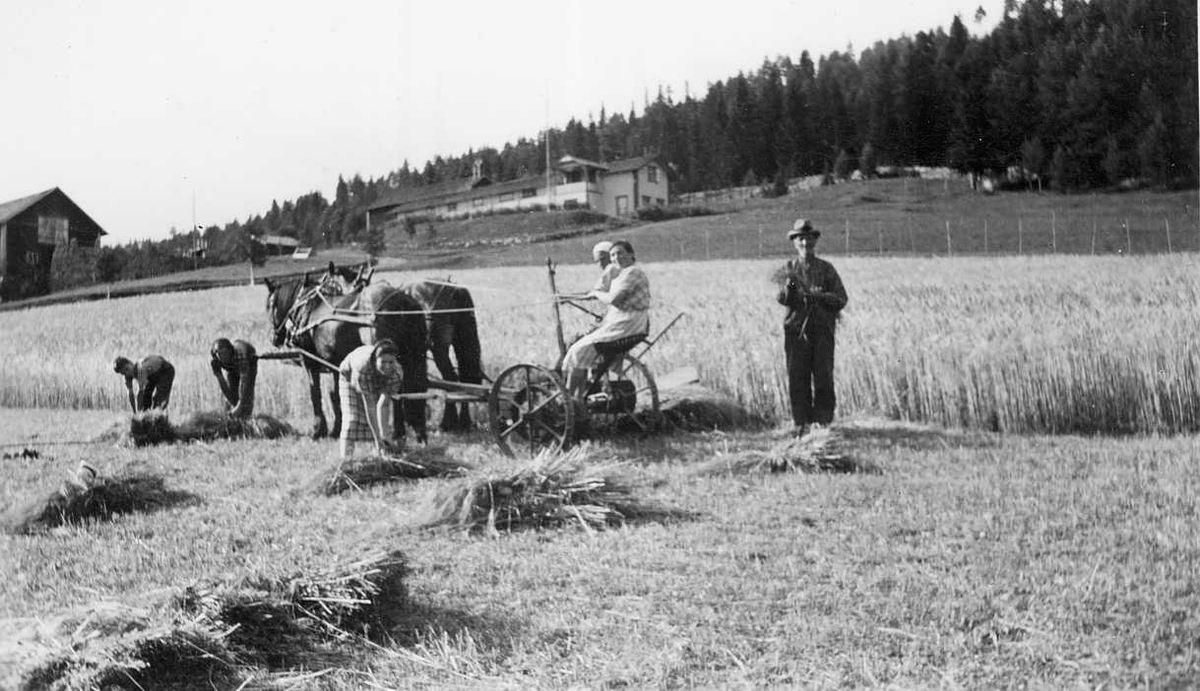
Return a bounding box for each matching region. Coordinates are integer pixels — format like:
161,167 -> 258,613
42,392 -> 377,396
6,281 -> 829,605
0,0 -> 1002,243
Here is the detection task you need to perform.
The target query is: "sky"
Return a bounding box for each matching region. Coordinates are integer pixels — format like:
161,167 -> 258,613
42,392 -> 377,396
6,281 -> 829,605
0,0 -> 1003,243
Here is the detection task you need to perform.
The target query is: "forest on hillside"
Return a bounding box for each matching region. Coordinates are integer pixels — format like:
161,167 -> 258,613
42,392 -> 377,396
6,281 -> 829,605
72,0 -> 1198,286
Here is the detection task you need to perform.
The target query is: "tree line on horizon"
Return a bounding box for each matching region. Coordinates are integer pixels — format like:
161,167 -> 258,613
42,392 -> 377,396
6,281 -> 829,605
78,0 -> 1197,285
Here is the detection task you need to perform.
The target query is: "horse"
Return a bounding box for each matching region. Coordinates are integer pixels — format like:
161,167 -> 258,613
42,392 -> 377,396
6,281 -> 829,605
397,279 -> 484,431
264,268 -> 429,443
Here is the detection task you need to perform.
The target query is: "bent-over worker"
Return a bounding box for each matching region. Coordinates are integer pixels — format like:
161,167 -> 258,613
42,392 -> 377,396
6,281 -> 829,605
337,339 -> 404,459
210,338 -> 258,418
113,354 -> 175,413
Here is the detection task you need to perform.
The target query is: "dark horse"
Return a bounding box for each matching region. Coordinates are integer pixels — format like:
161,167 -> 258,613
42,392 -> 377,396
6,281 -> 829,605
397,279 -> 484,431
265,269 -> 429,442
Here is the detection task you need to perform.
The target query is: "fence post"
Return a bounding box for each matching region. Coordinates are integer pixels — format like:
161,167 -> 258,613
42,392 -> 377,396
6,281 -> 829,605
1091,218 -> 1097,254
1051,209 -> 1057,253
984,219 -> 988,254
1166,219 -> 1172,253
758,225 -> 763,257
945,220 -> 952,256
705,228 -> 710,260
844,219 -> 850,254
1018,217 -> 1023,254
877,222 -> 883,256
1125,218 -> 1131,254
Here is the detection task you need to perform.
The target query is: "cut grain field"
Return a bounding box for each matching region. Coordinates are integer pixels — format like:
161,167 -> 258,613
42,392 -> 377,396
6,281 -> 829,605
0,254 -> 1196,435
0,412 -> 1197,688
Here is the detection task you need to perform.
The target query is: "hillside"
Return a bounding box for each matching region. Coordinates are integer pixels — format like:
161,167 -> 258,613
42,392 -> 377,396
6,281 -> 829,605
4,179 -> 1196,311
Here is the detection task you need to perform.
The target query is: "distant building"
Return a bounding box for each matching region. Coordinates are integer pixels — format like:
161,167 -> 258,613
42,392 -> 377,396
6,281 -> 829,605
365,154 -> 671,231
0,187 -> 107,301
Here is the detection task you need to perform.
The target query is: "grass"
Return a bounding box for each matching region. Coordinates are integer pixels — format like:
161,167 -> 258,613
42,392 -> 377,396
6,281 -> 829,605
0,409 -> 1196,687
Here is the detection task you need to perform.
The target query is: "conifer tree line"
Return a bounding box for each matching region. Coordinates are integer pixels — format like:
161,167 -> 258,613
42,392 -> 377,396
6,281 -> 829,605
98,0 -> 1196,279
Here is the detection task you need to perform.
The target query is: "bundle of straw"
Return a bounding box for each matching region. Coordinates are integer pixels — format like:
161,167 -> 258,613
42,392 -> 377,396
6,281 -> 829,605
127,410 -> 295,446
1,550 -> 411,688
1,601 -> 237,691
307,447 -> 472,496
408,445 -> 653,533
2,472 -> 196,535
698,427 -> 877,475
174,410 -> 295,442
174,548 -> 410,652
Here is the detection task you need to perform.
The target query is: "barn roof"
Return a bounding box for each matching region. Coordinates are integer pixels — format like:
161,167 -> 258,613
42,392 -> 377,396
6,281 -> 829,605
0,187 -> 108,234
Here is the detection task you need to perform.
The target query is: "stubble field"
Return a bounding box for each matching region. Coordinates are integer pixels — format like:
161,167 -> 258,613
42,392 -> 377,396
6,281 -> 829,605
1,252 -> 1198,688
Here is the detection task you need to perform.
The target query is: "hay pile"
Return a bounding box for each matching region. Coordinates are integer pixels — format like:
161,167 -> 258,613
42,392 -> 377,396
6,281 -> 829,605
2,472 -> 196,535
308,447 -> 472,496
0,601 -> 237,691
128,410 -> 295,446
1,548 -> 409,689
698,426 -> 878,475
654,383 -> 767,432
407,445 -> 657,534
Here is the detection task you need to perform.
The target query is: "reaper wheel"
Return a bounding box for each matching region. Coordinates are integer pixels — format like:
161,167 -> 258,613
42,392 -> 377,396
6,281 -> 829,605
488,363 -> 574,457
585,354 -> 661,436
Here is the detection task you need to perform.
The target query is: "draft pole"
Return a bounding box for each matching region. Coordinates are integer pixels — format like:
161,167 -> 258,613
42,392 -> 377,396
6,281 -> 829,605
547,257 -> 567,359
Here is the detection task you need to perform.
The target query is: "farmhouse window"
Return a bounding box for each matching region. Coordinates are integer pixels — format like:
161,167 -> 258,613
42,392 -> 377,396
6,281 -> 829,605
647,165 -> 658,183
37,215 -> 68,245
521,188 -> 537,198
500,192 -> 514,202
473,197 -> 486,207
641,195 -> 651,206
447,202 -> 457,212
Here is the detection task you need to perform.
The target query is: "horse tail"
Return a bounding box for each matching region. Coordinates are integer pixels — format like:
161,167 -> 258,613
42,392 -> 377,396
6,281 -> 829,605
451,287 -> 484,385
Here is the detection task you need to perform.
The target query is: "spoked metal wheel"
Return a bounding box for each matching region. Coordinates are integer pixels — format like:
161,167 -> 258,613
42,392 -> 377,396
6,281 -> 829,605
585,354 -> 660,436
488,363 -> 574,457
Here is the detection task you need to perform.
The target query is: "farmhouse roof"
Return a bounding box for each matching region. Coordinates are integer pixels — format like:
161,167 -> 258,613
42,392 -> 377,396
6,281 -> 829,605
0,187 -> 108,234
605,155 -> 664,174
368,176 -> 492,213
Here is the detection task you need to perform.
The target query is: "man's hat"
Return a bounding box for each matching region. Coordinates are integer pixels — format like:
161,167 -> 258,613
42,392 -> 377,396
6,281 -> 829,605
592,240 -> 613,260
788,219 -> 820,239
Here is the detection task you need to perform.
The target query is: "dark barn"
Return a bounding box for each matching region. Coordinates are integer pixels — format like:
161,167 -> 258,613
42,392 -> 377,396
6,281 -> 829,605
0,187 -> 106,301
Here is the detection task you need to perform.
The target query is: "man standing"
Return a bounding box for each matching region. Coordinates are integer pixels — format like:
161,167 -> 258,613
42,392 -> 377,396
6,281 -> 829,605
777,219 -> 848,435
113,354 -> 176,413
210,338 -> 258,418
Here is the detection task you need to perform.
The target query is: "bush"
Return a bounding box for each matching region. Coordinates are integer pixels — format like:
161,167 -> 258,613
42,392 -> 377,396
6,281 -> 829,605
635,205 -> 720,222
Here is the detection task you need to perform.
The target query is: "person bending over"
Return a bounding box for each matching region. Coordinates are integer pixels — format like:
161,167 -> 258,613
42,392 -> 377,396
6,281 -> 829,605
113,354 -> 175,413
337,339 -> 404,459
210,337 -> 258,418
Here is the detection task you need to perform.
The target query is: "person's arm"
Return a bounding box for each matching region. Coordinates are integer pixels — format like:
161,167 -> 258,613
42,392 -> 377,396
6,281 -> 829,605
361,391 -> 385,454
229,359 -> 257,418
375,393 -> 393,449
590,268 -> 640,307
211,357 -> 237,406
125,378 -> 137,414
813,264 -> 848,311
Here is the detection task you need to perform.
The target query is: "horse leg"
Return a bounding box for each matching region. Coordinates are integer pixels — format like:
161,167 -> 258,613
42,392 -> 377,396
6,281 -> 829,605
454,313 -> 484,431
430,320 -> 459,432
308,366 -> 328,439
328,372 -> 343,439
401,348 -> 429,445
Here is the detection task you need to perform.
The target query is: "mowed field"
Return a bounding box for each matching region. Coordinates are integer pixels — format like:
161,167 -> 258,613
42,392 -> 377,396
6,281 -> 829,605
1,250 -> 1199,687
